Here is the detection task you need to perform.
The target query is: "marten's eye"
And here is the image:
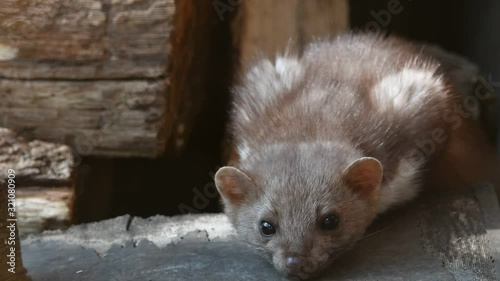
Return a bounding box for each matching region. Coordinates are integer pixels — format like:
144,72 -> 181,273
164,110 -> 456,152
321,214 -> 339,230
260,221 -> 276,236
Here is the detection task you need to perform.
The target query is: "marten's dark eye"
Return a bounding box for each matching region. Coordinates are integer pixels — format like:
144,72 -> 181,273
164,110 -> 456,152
260,221 -> 276,237
321,214 -> 339,230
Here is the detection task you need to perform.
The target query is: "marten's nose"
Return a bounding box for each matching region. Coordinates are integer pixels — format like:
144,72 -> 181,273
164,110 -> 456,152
285,256 -> 306,274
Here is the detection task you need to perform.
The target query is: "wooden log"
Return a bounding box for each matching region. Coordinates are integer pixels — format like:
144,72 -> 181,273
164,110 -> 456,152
0,128 -> 75,235
0,0 -> 176,158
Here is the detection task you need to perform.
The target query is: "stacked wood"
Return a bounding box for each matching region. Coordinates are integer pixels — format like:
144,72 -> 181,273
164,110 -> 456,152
0,0 -> 176,157
0,128 -> 75,235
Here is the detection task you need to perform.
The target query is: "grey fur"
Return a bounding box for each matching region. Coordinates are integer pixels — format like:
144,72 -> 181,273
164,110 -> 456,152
215,33 -> 457,279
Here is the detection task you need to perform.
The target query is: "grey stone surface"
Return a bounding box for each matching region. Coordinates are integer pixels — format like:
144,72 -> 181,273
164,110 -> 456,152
21,187 -> 500,281
475,185 -> 500,277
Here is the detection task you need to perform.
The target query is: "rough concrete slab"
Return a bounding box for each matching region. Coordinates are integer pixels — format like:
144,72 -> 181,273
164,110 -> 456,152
23,215 -> 132,257
420,189 -> 496,281
475,184 -> 500,277
128,214 -> 236,247
21,187 -> 500,281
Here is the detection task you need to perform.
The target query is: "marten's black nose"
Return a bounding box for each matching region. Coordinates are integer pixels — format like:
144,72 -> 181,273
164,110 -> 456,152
285,256 -> 305,274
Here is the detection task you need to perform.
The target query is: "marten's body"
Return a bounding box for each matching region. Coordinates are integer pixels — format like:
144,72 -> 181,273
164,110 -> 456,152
215,33 -> 499,279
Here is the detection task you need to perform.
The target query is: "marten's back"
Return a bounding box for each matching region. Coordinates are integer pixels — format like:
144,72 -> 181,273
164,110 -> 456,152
231,33 -> 455,177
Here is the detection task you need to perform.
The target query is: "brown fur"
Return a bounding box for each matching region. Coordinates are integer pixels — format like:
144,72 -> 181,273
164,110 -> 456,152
215,33 -> 497,279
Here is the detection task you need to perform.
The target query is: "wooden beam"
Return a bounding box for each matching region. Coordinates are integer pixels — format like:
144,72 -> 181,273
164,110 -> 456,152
234,0 -> 349,64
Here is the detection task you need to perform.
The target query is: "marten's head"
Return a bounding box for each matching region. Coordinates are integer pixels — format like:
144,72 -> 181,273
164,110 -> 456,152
215,143 -> 383,279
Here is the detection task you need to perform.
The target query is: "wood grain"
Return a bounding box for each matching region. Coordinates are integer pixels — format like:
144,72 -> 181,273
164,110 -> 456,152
234,0 -> 349,64
17,187 -> 73,234
0,128 -> 75,235
0,0 -> 174,79
0,80 -> 167,157
0,0 -> 176,157
0,128 -> 74,186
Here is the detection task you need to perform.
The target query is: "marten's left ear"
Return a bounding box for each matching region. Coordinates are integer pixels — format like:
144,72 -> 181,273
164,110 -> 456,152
215,166 -> 255,207
343,157 -> 383,199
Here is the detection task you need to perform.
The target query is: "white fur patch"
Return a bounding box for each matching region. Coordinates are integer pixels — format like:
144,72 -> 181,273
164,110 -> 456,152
377,155 -> 423,213
237,143 -> 251,160
236,56 -> 304,124
372,68 -> 444,112
275,56 -> 304,90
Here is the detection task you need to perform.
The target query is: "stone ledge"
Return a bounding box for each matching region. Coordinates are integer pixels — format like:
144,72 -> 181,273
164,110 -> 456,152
22,186 -> 500,281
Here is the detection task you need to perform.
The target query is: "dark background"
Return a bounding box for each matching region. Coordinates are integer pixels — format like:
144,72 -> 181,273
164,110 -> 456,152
77,0 -> 499,223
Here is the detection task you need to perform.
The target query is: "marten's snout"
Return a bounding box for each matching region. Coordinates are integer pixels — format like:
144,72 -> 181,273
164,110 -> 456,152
285,255 -> 306,275
286,256 -> 305,272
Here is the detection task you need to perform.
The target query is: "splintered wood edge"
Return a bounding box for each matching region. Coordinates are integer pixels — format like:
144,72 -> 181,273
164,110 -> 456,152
0,128 -> 75,184
17,187 -> 73,235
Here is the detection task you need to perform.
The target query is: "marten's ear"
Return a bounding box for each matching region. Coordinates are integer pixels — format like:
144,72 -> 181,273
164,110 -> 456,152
343,157 -> 383,199
215,166 -> 254,206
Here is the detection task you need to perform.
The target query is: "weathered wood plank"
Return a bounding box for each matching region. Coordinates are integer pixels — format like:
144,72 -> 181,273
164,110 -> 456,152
301,0 -> 350,44
0,0 -> 174,157
0,128 -> 74,186
31,128 -> 158,155
0,0 -> 223,158
17,187 -> 73,234
0,0 -> 174,79
234,0 -> 349,64
0,128 -> 75,236
0,79 -> 167,157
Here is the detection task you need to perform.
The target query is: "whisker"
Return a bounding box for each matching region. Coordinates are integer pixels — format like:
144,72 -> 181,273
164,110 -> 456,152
359,225 -> 392,241
240,239 -> 267,250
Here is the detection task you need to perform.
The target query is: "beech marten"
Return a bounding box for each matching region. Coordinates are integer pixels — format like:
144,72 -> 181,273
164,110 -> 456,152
214,33 -> 499,279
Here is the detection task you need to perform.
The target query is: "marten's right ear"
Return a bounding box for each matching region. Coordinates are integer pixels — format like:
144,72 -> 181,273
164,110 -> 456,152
215,166 -> 254,206
343,157 -> 383,200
